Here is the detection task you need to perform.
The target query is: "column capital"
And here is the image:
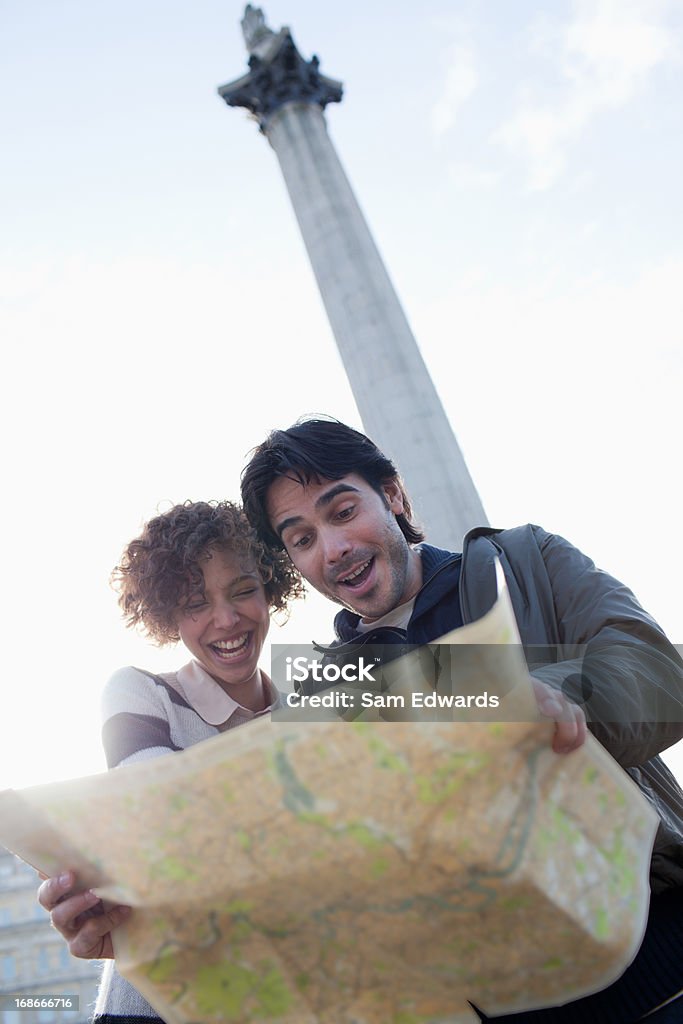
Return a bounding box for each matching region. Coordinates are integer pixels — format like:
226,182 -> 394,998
218,22 -> 342,130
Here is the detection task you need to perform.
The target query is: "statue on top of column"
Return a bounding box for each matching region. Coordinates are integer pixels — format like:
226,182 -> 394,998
221,5 -> 343,124
241,5 -> 276,56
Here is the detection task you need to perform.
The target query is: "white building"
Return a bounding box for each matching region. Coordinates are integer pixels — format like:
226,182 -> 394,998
0,848 -> 100,1024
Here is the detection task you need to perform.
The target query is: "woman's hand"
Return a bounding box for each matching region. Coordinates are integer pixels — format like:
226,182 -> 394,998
37,870 -> 131,959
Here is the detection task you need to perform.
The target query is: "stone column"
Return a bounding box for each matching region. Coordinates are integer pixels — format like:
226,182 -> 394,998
219,6 -> 487,548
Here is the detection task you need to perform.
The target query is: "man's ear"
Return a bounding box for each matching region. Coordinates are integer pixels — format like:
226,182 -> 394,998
382,478 -> 405,515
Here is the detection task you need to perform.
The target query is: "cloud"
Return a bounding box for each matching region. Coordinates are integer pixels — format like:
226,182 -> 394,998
495,0 -> 679,189
431,40 -> 479,138
447,159 -> 501,190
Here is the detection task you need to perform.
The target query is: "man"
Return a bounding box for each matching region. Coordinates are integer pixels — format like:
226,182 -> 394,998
41,417 -> 683,1021
240,416 -> 683,1023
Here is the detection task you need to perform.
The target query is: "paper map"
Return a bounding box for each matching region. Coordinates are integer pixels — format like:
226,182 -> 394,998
0,583 -> 658,1023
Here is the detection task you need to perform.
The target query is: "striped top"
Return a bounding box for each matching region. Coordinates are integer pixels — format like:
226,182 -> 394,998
101,661 -> 281,769
94,662 -> 280,1023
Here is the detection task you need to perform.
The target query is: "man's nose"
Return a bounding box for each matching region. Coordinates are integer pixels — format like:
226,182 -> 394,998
321,528 -> 352,564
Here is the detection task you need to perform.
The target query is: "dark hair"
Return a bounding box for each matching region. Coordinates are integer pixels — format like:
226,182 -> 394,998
112,500 -> 304,646
241,417 -> 425,549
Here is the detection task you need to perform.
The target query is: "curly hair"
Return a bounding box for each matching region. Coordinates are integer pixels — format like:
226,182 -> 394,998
112,500 -> 304,646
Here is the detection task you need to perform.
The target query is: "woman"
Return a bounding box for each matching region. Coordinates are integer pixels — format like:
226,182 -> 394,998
38,500 -> 303,1024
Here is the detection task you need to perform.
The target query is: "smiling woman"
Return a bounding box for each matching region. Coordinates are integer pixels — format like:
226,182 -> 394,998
37,499 -> 304,1024
100,499 -> 303,765
175,547 -> 271,704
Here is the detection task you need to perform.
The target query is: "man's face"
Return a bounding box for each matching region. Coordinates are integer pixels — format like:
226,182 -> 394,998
266,473 -> 422,621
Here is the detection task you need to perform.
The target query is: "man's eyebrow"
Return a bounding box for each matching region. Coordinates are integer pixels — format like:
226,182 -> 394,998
314,483 -> 360,509
275,515 -> 302,540
275,483 -> 361,539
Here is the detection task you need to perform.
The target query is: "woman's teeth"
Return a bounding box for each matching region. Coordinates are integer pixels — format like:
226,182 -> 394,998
211,635 -> 249,658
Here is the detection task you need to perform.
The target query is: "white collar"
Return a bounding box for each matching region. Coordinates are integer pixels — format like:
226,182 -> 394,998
355,594 -> 417,633
175,659 -> 280,725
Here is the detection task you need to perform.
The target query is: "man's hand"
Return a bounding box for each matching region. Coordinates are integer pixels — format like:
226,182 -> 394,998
37,870 -> 131,960
532,679 -> 587,754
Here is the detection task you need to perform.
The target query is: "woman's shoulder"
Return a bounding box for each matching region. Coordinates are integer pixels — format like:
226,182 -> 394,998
101,665 -> 182,715
104,664 -> 169,690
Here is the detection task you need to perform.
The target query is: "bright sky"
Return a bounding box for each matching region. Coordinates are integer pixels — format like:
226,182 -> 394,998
1,0 -> 681,791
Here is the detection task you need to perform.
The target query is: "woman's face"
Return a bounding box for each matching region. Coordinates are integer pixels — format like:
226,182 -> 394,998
176,547 -> 270,695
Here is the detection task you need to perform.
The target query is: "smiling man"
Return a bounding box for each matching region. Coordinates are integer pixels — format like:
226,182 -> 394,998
241,416 -> 683,1024
266,473 -> 421,620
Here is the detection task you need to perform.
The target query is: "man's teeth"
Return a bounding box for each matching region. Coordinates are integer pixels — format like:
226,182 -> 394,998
341,560 -> 371,583
212,635 -> 248,654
